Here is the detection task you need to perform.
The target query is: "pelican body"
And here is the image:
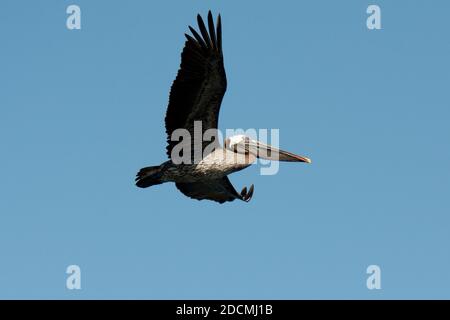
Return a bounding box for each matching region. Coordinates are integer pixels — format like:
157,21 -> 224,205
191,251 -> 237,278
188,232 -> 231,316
135,12 -> 311,203
144,148 -> 250,183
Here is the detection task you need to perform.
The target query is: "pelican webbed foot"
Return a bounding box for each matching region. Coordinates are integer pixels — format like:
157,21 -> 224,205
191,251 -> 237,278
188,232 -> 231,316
240,184 -> 254,202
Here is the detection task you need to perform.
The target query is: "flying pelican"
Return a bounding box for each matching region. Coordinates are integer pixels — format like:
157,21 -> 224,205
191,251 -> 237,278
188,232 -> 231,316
135,11 -> 311,203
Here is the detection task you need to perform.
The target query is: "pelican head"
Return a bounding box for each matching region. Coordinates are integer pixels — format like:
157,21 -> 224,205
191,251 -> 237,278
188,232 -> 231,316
224,135 -> 311,163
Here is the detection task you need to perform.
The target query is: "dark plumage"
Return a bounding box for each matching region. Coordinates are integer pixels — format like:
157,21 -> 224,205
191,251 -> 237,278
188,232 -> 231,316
135,11 -> 311,204
176,178 -> 254,204
165,11 -> 227,160
137,11 -> 248,203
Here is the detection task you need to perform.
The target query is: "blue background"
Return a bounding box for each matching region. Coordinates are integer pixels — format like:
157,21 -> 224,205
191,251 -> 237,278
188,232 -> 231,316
1,0 -> 449,299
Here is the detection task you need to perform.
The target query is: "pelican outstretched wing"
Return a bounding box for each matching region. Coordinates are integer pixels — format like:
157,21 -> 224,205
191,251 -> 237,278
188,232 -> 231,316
165,11 -> 227,161
176,177 -> 254,204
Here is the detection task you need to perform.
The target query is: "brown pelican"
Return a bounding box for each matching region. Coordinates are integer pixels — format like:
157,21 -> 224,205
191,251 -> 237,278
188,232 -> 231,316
135,11 -> 311,203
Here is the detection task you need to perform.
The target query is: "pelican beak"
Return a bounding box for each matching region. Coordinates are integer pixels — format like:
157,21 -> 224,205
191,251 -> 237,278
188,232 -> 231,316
247,140 -> 312,163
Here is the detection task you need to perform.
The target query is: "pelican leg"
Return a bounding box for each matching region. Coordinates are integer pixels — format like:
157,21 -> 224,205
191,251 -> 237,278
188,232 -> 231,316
240,184 -> 254,202
246,184 -> 254,201
240,187 -> 247,198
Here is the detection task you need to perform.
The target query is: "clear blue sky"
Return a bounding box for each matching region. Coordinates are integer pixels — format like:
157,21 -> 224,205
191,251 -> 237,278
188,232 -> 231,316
1,0 -> 449,299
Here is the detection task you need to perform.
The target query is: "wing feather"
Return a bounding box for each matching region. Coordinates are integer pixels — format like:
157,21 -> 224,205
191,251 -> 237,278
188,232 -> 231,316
176,177 -> 250,204
197,14 -> 212,48
207,11 -> 217,49
165,11 -> 227,160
